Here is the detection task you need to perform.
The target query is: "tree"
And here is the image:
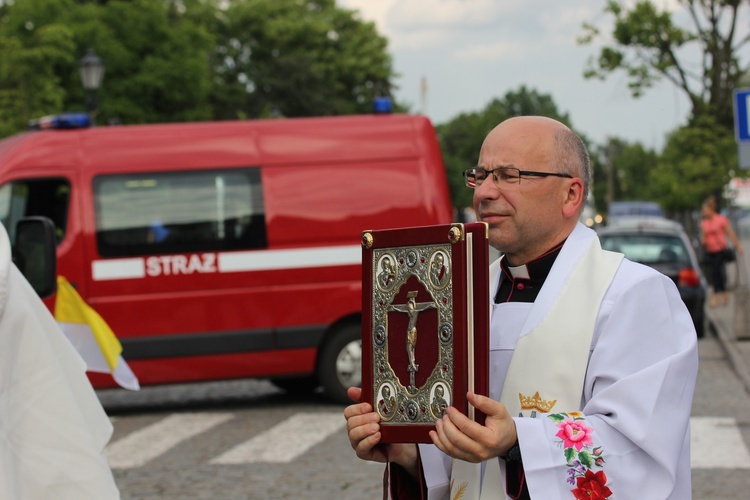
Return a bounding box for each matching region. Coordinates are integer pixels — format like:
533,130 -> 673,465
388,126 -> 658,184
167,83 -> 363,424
0,0 -> 216,131
655,115 -> 737,212
207,0 -> 397,119
579,0 -> 749,132
0,0 -> 77,136
436,86 -> 576,210
580,1 -> 749,208
595,137 -> 660,208
0,0 -> 399,137
81,0 -> 216,124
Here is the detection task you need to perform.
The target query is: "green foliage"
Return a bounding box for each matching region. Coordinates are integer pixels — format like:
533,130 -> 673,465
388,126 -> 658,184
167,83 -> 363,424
655,116 -> 737,211
580,0 -> 749,214
0,0 -> 77,135
0,0 -> 398,136
436,86 -> 575,210
208,0 -> 394,119
597,137 -> 660,206
91,0 -> 216,123
580,0 -> 747,130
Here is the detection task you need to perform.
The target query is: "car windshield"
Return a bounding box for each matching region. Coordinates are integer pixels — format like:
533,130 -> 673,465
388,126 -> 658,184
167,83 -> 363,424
600,234 -> 689,265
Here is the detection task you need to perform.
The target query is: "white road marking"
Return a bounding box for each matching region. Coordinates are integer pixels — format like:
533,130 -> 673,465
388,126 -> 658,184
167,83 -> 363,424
106,412 -> 233,469
105,413 -> 750,470
210,411 -> 344,464
691,416 -> 750,469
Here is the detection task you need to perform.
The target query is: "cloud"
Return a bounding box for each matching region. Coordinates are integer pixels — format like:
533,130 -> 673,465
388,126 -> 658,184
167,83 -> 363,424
338,0 -> 397,36
450,40 -> 528,62
388,0 -> 518,30
339,0 -> 696,149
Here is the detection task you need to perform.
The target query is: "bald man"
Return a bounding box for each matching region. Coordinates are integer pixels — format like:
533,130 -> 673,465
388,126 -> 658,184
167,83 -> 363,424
345,116 -> 698,499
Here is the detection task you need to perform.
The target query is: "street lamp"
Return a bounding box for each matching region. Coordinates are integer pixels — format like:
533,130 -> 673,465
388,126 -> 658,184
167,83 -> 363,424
78,48 -> 105,116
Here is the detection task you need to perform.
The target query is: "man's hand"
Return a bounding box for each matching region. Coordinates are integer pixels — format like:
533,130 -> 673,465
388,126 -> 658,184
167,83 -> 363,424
428,392 -> 517,463
344,387 -> 419,477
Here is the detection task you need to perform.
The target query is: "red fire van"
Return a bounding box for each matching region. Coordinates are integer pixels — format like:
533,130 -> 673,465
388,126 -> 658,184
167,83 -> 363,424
0,112 -> 453,403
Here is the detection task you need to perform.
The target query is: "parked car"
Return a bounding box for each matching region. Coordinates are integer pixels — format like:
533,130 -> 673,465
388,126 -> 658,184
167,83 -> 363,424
597,216 -> 708,337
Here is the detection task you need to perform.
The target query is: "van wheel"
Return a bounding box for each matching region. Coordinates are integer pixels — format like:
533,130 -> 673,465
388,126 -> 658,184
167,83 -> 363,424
317,324 -> 362,405
270,376 -> 319,396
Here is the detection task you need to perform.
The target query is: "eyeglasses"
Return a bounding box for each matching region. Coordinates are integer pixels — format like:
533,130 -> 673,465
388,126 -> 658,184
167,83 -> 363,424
463,166 -> 573,188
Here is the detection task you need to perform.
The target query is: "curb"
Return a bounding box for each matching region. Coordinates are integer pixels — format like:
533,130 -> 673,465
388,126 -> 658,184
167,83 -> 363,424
707,310 -> 750,396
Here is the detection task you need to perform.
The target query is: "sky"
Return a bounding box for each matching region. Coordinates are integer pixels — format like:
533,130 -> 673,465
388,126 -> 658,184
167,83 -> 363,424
338,0 -> 703,152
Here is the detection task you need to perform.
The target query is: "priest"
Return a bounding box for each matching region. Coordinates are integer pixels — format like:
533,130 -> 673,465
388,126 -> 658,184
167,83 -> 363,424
0,222 -> 120,499
344,116 -> 698,499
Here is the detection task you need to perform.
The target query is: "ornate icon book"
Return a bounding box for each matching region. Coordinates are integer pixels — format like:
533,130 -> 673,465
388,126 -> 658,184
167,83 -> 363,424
360,222 -> 490,443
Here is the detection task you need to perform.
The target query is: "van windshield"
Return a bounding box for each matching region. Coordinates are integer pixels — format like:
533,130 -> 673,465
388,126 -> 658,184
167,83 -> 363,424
0,179 -> 70,244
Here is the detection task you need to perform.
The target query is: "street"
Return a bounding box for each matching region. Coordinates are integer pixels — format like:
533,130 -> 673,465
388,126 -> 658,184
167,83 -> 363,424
99,332 -> 750,500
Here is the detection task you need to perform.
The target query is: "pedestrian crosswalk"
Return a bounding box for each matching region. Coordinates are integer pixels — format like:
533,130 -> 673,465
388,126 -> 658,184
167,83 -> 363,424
210,412 -> 344,464
690,416 -> 750,469
107,412 -> 234,469
104,412 -> 750,470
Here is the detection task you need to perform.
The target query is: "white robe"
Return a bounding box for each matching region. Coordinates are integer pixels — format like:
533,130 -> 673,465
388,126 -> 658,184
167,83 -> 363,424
0,224 -> 120,499
419,223 -> 698,499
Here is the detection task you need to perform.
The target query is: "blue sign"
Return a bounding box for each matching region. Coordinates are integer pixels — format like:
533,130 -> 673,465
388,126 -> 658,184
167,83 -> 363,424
734,88 -> 750,142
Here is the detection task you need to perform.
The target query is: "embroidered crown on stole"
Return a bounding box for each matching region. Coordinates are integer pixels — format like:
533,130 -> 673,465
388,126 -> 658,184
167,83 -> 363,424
518,391 -> 556,417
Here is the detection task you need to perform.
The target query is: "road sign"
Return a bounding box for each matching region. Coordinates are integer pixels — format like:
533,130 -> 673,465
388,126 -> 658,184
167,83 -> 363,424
733,88 -> 750,169
735,89 -> 750,142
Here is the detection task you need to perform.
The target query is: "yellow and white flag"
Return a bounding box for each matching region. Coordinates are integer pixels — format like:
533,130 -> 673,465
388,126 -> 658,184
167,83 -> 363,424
54,276 -> 140,391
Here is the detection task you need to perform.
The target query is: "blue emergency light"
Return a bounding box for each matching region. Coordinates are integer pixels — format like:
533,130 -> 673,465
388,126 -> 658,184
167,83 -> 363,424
373,96 -> 393,114
28,113 -> 92,130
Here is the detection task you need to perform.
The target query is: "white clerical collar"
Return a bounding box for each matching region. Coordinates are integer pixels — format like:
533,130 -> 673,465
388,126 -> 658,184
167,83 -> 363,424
508,264 -> 530,280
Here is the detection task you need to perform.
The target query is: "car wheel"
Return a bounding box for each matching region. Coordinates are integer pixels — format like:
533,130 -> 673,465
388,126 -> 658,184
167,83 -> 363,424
317,324 -> 362,404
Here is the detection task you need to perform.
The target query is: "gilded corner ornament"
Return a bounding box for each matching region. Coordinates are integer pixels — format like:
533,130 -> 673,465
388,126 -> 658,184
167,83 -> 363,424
362,231 -> 374,249
448,226 -> 462,244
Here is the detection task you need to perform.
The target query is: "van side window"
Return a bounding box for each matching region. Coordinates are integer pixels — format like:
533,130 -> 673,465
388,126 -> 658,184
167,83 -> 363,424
0,178 -> 70,244
93,168 -> 267,257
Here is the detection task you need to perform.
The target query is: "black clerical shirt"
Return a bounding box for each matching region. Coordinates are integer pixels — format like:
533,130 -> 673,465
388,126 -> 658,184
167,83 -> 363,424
494,243 -> 564,304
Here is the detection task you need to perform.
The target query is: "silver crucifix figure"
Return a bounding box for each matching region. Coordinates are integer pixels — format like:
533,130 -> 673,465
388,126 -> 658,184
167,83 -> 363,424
389,291 -> 436,392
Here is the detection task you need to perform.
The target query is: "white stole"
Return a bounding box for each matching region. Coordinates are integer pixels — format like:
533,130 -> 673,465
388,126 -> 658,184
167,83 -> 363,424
450,238 -> 622,499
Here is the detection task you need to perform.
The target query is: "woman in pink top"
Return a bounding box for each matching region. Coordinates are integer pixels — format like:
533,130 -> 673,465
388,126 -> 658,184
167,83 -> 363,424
700,197 -> 743,307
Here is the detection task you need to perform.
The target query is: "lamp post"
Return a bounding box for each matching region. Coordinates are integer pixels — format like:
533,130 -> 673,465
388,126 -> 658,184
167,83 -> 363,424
78,48 -> 105,118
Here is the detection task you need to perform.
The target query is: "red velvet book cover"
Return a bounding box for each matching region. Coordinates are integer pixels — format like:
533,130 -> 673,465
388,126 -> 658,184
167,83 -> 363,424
361,222 -> 489,443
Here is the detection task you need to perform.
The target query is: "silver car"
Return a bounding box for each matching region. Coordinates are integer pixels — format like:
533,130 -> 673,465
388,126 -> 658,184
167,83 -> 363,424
597,216 -> 708,337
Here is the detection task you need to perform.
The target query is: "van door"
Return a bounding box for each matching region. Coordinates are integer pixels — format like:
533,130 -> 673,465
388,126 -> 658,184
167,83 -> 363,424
84,167 -> 283,384
0,173 -> 87,299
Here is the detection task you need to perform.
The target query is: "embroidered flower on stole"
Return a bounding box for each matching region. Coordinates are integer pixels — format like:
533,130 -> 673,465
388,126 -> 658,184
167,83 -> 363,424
555,417 -> 594,451
548,412 -> 612,499
571,469 -> 612,500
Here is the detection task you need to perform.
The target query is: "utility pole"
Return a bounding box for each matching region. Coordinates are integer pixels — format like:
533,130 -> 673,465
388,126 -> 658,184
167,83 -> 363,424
605,139 -> 615,209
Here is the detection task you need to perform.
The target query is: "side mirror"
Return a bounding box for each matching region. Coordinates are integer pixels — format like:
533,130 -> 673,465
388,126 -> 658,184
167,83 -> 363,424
12,216 -> 57,298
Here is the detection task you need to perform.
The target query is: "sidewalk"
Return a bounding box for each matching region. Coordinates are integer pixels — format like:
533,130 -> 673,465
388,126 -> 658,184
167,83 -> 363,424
705,214 -> 750,395
705,257 -> 750,396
